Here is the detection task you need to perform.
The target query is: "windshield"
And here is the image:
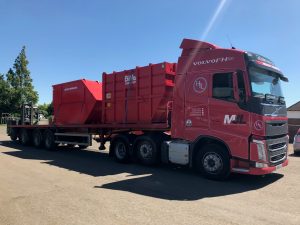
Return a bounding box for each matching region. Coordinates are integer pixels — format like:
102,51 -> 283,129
249,67 -> 283,98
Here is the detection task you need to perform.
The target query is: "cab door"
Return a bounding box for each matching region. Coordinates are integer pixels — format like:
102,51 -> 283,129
209,71 -> 251,159
183,72 -> 210,140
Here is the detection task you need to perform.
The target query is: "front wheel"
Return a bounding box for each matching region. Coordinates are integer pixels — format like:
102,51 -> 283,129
195,144 -> 230,180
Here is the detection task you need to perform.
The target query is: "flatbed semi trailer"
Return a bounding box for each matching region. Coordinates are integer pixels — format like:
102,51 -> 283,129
7,39 -> 289,180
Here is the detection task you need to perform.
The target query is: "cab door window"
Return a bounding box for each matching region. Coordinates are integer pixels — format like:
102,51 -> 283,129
212,73 -> 234,102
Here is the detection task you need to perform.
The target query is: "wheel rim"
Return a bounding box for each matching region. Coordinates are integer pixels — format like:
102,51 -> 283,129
115,142 -> 126,159
202,152 -> 223,174
139,142 -> 153,159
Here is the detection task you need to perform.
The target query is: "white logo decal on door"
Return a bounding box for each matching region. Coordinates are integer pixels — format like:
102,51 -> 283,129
224,115 -> 237,124
193,77 -> 207,94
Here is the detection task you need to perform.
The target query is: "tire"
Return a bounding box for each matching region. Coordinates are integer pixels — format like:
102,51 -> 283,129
112,136 -> 130,163
10,128 -> 18,141
78,145 -> 87,150
136,135 -> 159,165
44,129 -> 57,151
33,129 -> 43,148
195,143 -> 230,180
20,129 -> 31,146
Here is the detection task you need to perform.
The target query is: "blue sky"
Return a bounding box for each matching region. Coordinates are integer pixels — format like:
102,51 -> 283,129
0,0 -> 299,106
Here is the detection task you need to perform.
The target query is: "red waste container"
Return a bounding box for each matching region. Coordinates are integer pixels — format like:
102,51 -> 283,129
102,62 -> 176,125
53,79 -> 102,125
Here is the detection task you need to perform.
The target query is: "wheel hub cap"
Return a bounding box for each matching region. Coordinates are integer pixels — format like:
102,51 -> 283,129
140,144 -> 152,158
203,152 -> 223,173
115,143 -> 126,158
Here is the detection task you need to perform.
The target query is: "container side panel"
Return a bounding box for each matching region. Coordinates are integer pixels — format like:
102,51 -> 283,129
102,62 -> 176,126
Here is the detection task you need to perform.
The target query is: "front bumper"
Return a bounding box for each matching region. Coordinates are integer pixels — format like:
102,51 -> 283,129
248,159 -> 289,175
231,158 -> 288,175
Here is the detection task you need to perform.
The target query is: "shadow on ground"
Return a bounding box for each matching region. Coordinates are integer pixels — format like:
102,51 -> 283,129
1,141 -> 283,201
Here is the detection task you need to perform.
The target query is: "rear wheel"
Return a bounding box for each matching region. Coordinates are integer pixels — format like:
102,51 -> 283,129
20,129 -> 30,145
78,145 -> 88,150
112,136 -> 130,163
10,128 -> 18,141
33,129 -> 43,148
67,144 -> 75,148
195,143 -> 230,180
44,129 -> 57,150
136,136 -> 159,165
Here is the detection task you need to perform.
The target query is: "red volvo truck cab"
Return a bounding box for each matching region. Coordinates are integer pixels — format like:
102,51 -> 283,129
168,39 -> 289,179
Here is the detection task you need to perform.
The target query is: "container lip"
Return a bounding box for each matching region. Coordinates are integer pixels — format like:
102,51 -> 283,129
52,79 -> 100,87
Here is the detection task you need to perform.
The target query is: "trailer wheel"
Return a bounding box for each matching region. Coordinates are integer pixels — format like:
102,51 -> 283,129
112,136 -> 130,163
136,136 -> 159,165
44,130 -> 57,151
20,129 -> 31,145
67,144 -> 75,148
10,128 -> 18,141
33,129 -> 43,148
78,145 -> 87,150
195,143 -> 230,180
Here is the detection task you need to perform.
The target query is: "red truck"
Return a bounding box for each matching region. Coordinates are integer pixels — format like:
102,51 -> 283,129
7,39 -> 289,180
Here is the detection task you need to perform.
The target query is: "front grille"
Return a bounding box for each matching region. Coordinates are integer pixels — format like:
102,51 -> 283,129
271,154 -> 286,163
265,120 -> 288,136
269,122 -> 285,127
267,141 -> 287,165
269,142 -> 286,151
269,148 -> 286,157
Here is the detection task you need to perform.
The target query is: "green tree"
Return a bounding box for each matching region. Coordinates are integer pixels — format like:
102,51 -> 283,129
38,102 -> 53,118
6,46 -> 39,113
38,103 -> 49,118
47,102 -> 54,116
0,74 -> 11,115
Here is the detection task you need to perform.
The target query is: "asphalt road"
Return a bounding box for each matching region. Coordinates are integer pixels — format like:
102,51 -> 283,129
0,125 -> 299,225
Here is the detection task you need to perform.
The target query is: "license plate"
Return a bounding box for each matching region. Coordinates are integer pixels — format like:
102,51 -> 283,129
275,164 -> 283,170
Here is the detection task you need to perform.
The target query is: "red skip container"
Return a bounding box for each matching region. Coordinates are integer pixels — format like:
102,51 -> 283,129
53,79 -> 103,125
102,62 -> 176,125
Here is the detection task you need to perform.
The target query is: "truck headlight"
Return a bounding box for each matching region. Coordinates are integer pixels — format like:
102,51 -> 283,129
253,140 -> 267,161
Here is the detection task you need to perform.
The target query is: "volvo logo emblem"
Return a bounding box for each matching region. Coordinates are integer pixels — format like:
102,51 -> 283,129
254,120 -> 263,130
